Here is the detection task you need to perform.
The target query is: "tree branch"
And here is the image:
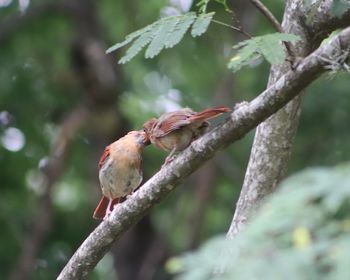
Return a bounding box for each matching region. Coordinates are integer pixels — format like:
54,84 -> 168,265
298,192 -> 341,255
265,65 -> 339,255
57,26 -> 350,279
301,1 -> 350,48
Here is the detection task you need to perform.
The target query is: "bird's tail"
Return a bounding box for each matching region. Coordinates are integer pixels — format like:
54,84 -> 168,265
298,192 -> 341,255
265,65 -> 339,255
190,105 -> 230,121
93,196 -> 120,219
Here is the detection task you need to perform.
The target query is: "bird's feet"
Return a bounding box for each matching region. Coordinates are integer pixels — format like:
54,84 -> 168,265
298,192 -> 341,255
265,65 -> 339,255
103,205 -> 114,220
162,147 -> 178,167
162,155 -> 176,167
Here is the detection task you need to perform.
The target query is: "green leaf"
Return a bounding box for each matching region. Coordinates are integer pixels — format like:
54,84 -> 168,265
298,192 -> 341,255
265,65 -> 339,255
191,12 -> 214,37
118,22 -> 159,64
197,0 -> 210,14
258,35 -> 285,64
164,13 -> 196,48
228,38 -> 261,72
228,33 -> 300,72
106,26 -> 151,54
107,12 -> 210,64
259,33 -> 299,64
145,17 -> 180,58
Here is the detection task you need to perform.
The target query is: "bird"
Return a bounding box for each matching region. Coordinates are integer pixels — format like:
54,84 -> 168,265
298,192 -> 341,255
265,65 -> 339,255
143,105 -> 230,163
93,130 -> 150,220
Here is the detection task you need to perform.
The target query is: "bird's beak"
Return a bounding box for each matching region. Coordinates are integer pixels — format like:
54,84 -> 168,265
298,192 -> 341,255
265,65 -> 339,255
138,131 -> 150,146
143,132 -> 151,146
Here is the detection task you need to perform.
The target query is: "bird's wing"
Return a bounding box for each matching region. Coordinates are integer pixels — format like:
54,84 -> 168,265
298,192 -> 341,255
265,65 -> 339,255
98,145 -> 111,169
154,109 -> 195,137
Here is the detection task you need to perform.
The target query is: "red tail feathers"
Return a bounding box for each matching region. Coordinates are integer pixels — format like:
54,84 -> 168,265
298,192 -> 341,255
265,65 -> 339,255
93,196 -> 120,219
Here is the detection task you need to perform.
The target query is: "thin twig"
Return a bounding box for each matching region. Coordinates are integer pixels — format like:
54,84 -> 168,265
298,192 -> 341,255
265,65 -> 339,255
250,0 -> 283,32
212,19 -> 252,38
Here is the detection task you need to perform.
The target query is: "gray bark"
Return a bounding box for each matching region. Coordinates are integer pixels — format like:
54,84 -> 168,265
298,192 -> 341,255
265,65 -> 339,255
57,27 -> 350,279
228,0 -> 350,237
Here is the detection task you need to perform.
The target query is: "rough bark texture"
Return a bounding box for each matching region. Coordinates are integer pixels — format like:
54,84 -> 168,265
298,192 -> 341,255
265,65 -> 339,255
57,27 -> 350,279
228,0 -> 350,236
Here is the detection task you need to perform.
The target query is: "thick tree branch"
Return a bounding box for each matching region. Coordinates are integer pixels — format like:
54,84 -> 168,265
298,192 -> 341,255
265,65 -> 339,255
300,1 -> 350,48
228,0 -> 350,237
57,27 -> 350,280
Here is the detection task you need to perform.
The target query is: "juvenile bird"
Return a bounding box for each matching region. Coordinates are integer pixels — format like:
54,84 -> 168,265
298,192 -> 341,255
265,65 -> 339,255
93,130 -> 150,220
143,106 -> 230,163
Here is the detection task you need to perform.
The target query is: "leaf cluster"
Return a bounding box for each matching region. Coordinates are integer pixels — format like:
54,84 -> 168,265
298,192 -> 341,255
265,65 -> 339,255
108,9 -> 301,73
228,33 -> 300,72
107,12 -> 215,64
170,163 -> 350,280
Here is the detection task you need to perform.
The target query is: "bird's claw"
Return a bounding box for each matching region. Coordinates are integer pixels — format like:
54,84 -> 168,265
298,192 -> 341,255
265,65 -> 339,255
103,205 -> 114,220
162,155 -> 176,167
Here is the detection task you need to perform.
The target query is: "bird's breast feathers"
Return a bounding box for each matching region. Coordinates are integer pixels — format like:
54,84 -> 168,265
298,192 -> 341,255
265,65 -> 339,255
99,150 -> 142,198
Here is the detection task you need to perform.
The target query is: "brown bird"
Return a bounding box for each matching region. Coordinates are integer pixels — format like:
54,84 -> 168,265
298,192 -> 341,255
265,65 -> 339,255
143,105 -> 230,163
93,130 -> 150,219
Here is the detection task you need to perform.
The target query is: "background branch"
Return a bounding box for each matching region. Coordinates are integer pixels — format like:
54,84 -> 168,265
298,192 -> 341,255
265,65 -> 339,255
6,0 -> 129,278
57,27 -> 350,279
187,162 -> 217,249
9,104 -> 89,280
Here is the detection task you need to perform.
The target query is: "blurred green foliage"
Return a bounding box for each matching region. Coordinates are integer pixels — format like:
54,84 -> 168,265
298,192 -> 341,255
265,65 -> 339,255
331,0 -> 350,18
172,163 -> 350,280
0,0 -> 350,279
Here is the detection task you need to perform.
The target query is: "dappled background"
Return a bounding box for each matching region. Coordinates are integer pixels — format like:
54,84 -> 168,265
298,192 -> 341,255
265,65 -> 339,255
1,0 -> 349,279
